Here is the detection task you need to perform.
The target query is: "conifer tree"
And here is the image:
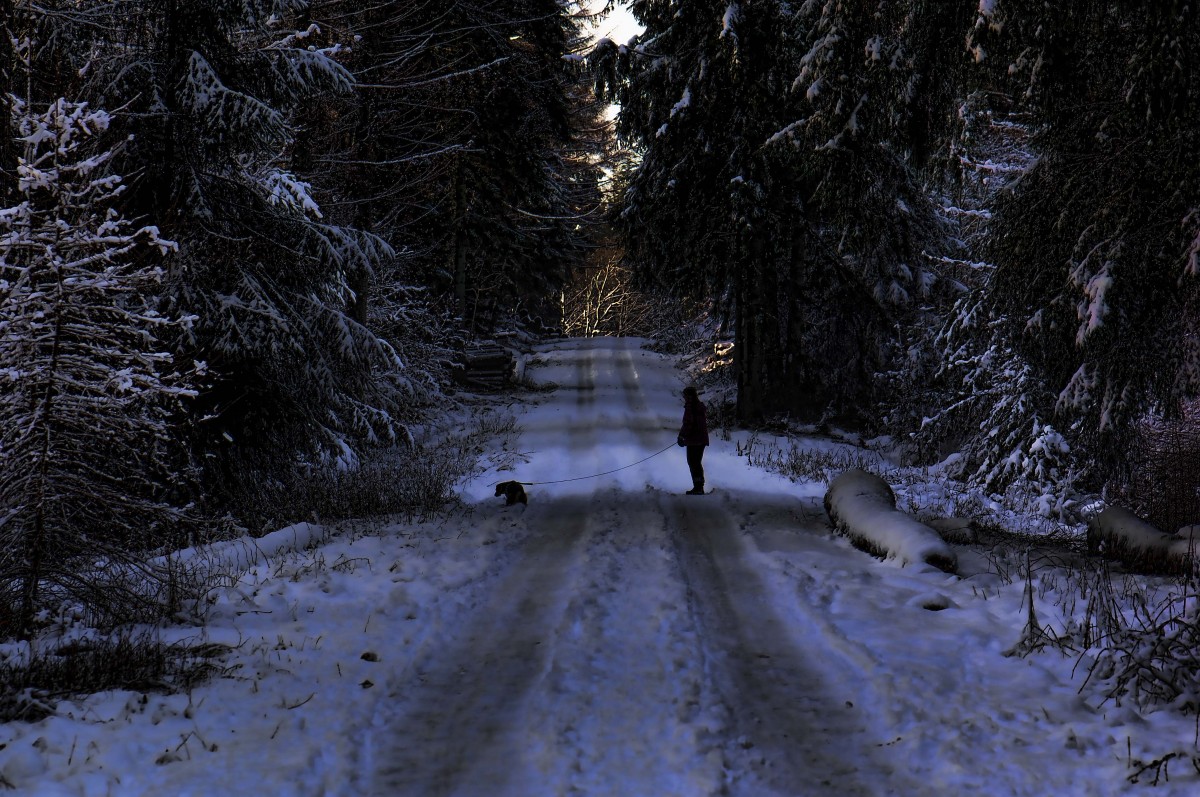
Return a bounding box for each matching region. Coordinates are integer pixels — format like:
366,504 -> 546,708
82,0 -> 412,499
0,99 -> 197,637
610,1 -> 968,422
319,0 -> 592,337
610,1 -> 802,418
942,0 -> 1200,490
436,0 -> 584,333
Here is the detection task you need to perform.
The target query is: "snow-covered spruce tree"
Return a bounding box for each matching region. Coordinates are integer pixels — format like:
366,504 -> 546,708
326,0 -> 596,337
609,1 -> 969,423
432,0 -> 587,334
253,0 -> 460,405
608,1 -> 815,419
780,1 -> 987,428
936,0 -> 1200,494
0,99 -> 197,638
81,1 -> 413,509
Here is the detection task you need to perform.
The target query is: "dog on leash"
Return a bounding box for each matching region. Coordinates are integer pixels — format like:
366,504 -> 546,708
495,480 -> 528,506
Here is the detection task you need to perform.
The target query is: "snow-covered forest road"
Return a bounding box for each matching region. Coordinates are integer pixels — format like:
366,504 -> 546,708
368,341 -> 909,796
6,338 -> 1199,796
357,338 -> 1191,797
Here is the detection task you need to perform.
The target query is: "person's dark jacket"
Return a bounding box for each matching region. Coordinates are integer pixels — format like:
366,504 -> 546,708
678,396 -> 709,447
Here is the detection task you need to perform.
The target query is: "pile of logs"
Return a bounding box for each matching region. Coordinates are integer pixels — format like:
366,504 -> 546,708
453,343 -> 515,391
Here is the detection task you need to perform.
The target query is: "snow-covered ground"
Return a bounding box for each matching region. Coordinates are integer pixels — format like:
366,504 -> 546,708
2,336 -> 1198,795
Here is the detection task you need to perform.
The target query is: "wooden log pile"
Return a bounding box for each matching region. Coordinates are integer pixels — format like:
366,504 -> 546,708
453,343 -> 515,391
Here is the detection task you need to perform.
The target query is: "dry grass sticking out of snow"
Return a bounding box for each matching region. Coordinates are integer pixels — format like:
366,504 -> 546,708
732,424 -> 1200,786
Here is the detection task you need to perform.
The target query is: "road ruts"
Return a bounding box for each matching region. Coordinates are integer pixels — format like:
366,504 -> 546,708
664,493 -> 904,797
367,497 -> 595,796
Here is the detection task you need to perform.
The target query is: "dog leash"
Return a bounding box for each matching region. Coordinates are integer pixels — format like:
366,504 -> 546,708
500,442 -> 679,486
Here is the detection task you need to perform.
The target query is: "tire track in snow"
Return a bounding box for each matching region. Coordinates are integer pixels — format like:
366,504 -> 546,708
566,342 -> 598,443
521,492 -> 726,796
371,339 -> 910,796
368,352 -> 603,796
512,341 -> 723,793
367,498 -> 595,796
616,340 -> 674,444
665,492 -> 904,796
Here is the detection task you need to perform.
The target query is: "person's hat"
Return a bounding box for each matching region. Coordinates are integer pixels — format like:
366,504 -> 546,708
682,385 -> 698,397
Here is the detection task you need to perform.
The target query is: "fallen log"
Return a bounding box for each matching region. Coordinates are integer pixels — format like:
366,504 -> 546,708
824,469 -> 958,573
925,517 -> 980,545
1086,506 -> 1197,575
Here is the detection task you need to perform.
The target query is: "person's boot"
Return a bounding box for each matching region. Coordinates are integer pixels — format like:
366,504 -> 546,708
686,481 -> 705,495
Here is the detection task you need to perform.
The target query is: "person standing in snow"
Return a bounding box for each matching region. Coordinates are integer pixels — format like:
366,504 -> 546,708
677,385 -> 709,495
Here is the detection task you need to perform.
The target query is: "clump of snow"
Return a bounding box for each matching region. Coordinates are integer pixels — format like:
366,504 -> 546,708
669,87 -> 691,117
865,35 -> 883,62
261,169 -> 323,218
720,4 -> 740,39
824,469 -> 958,573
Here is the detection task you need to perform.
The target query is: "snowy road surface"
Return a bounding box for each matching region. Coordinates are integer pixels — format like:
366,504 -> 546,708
368,338 -> 912,796
5,337 -> 1199,796
358,338 -> 1188,796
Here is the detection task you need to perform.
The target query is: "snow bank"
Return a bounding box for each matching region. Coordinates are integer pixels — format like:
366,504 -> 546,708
149,522 -> 327,576
1086,506 -> 1196,575
823,470 -> 958,573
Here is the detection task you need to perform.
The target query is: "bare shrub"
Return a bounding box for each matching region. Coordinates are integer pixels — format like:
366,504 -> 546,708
736,434 -> 882,483
0,539 -> 234,640
1044,561 -> 1200,781
218,408 -> 516,534
560,239 -> 700,341
1116,407 -> 1200,533
1079,578 -> 1200,712
0,631 -> 222,722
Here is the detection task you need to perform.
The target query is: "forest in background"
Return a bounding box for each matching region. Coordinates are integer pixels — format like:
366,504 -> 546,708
595,0 -> 1200,529
1,0 -> 1199,639
0,0 -> 624,638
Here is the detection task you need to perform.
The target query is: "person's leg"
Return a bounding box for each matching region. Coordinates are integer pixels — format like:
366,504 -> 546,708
686,446 -> 705,494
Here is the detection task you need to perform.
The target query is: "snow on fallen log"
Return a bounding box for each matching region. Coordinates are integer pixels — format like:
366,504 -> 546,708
149,522 -> 327,579
823,469 -> 958,573
94,523 -> 328,614
1086,507 -> 1197,575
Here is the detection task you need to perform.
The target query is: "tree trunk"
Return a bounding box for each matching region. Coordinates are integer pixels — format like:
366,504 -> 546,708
0,0 -> 15,201
735,260 -> 767,422
149,0 -> 183,221
451,158 -> 468,323
20,256 -> 66,638
348,268 -> 370,325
